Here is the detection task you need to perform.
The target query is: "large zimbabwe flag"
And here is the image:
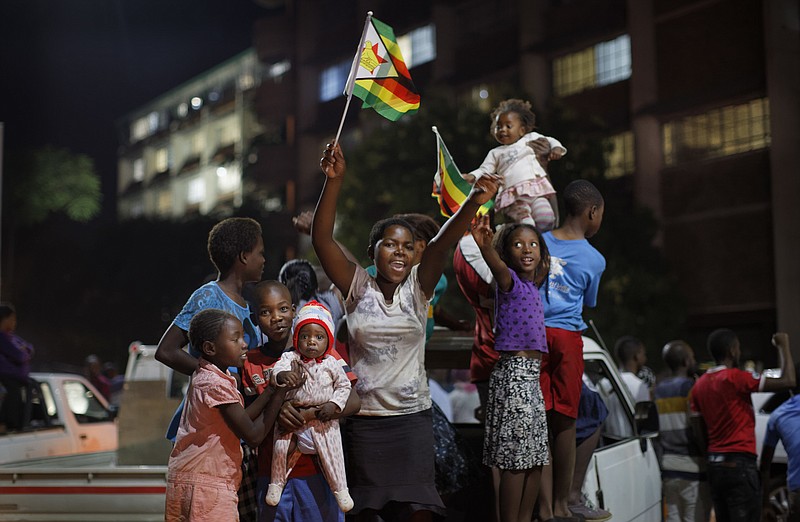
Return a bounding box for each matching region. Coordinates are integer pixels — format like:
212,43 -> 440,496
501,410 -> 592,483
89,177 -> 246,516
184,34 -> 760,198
346,16 -> 420,121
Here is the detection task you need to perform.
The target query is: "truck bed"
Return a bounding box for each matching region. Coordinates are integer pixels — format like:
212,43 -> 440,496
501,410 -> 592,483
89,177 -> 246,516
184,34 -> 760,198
0,466 -> 167,521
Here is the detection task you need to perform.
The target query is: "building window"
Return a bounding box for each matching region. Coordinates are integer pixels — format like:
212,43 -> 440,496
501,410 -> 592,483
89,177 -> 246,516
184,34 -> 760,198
131,118 -> 148,142
130,112 -> 159,142
663,98 -> 770,166
191,133 -> 205,156
129,200 -> 144,218
132,158 -> 145,182
467,84 -> 492,112
553,34 -> 631,97
595,35 -> 631,87
216,166 -> 239,194
604,131 -> 635,178
157,190 -> 172,215
398,24 -> 436,68
187,177 -> 206,204
217,125 -> 236,146
319,60 -> 351,102
147,112 -> 159,133
267,60 -> 291,81
154,147 -> 169,173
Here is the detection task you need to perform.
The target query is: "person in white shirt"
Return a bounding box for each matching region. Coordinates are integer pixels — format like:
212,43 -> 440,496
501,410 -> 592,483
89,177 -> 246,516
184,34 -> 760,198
615,336 -> 650,403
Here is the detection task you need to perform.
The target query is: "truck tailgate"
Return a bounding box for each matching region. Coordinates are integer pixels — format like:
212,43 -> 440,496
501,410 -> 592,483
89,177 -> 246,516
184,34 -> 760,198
0,467 -> 167,521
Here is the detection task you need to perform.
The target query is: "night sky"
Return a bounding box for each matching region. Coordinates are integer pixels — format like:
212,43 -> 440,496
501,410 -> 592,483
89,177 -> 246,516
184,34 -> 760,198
0,0 -> 267,219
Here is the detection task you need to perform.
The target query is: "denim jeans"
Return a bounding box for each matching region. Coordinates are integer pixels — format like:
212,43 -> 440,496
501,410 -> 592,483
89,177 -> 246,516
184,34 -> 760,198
706,453 -> 760,522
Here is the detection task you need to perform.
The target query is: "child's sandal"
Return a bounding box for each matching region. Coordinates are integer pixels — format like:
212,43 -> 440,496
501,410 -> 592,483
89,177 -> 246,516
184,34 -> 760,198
265,483 -> 284,506
333,488 -> 354,512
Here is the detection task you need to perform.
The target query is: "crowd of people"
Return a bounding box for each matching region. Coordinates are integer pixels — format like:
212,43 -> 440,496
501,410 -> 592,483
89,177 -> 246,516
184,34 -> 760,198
146,97 -> 799,522
610,331 -> 797,522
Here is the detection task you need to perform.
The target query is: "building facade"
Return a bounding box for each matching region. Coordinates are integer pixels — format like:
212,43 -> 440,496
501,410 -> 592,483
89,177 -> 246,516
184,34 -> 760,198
116,49 -> 275,220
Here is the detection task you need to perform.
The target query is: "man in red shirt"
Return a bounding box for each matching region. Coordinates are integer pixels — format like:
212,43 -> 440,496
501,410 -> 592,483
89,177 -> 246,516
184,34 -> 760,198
690,329 -> 795,522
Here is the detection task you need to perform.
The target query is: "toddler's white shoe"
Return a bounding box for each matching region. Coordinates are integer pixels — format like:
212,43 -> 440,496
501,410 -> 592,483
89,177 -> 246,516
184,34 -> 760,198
265,483 -> 284,506
333,488 -> 354,512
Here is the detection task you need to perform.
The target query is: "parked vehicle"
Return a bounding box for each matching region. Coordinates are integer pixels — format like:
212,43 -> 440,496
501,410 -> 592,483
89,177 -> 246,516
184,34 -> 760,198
427,333 -> 662,521
0,373 -> 117,468
0,373 -> 167,521
754,387 -> 792,521
580,337 -> 662,521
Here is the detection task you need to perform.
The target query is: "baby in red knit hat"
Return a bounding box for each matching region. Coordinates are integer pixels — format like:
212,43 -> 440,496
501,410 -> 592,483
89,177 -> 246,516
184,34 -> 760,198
266,300 -> 354,512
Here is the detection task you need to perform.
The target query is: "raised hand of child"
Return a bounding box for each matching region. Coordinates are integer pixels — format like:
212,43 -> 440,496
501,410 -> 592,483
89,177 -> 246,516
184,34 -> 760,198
471,214 -> 494,250
772,332 -> 789,349
319,142 -> 346,180
468,173 -> 500,206
292,210 -> 314,236
315,402 -> 339,422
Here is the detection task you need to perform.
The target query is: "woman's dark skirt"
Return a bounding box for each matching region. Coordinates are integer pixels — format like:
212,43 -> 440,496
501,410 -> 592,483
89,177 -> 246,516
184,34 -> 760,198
343,409 -> 446,520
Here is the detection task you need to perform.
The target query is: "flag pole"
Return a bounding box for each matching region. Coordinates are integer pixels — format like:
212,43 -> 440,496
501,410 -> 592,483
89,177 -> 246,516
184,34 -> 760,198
333,11 -> 373,145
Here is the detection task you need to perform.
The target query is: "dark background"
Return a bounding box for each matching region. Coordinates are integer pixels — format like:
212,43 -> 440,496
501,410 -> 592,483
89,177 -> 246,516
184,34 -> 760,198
0,1 -> 270,371
1,0 -> 265,219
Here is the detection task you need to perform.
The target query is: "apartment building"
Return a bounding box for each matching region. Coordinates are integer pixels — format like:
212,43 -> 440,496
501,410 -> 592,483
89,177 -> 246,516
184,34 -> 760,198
116,49 -> 276,220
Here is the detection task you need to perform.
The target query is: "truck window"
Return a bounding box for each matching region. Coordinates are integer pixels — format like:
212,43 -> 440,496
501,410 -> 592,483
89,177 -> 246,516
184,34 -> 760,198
584,359 -> 635,443
39,382 -> 58,418
27,381 -> 60,427
63,380 -> 113,424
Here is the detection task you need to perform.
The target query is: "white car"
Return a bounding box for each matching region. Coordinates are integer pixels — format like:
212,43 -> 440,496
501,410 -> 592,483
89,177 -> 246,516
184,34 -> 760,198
428,333 -> 662,521
581,337 -> 662,521
754,388 -> 792,521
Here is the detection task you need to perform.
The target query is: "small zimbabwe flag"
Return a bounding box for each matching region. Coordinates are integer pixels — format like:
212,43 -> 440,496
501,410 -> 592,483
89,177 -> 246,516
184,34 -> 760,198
431,126 -> 494,218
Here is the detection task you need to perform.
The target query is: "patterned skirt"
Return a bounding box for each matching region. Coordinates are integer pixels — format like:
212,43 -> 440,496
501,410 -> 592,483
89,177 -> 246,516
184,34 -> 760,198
495,177 -> 555,210
483,353 -> 549,470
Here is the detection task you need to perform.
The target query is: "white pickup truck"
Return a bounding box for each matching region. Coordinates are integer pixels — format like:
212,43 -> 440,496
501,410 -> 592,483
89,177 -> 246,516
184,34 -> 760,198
0,373 -> 117,468
580,337 -> 662,521
0,373 -> 167,521
428,333 -> 663,521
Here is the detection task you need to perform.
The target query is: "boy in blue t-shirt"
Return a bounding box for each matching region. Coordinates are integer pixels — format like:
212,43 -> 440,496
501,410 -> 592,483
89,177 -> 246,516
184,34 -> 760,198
537,180 -> 606,522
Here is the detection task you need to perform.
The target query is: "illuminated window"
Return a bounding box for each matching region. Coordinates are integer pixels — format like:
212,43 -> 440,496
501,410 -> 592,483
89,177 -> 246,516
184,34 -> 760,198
468,84 -> 492,112
147,112 -> 159,133
662,98 -> 770,166
191,133 -> 205,155
130,112 -> 159,142
553,34 -> 631,96
132,158 -> 145,182
604,132 -> 635,178
129,200 -> 144,218
596,35 -> 631,86
157,190 -> 172,215
217,125 -> 236,146
319,60 -> 351,102
398,24 -> 436,68
187,177 -> 206,204
267,60 -> 291,80
154,147 -> 169,173
216,166 -> 239,194
131,118 -> 148,142
239,72 -> 255,91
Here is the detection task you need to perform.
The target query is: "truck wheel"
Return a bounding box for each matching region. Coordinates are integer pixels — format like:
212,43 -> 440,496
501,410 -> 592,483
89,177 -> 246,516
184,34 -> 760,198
763,476 -> 790,522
